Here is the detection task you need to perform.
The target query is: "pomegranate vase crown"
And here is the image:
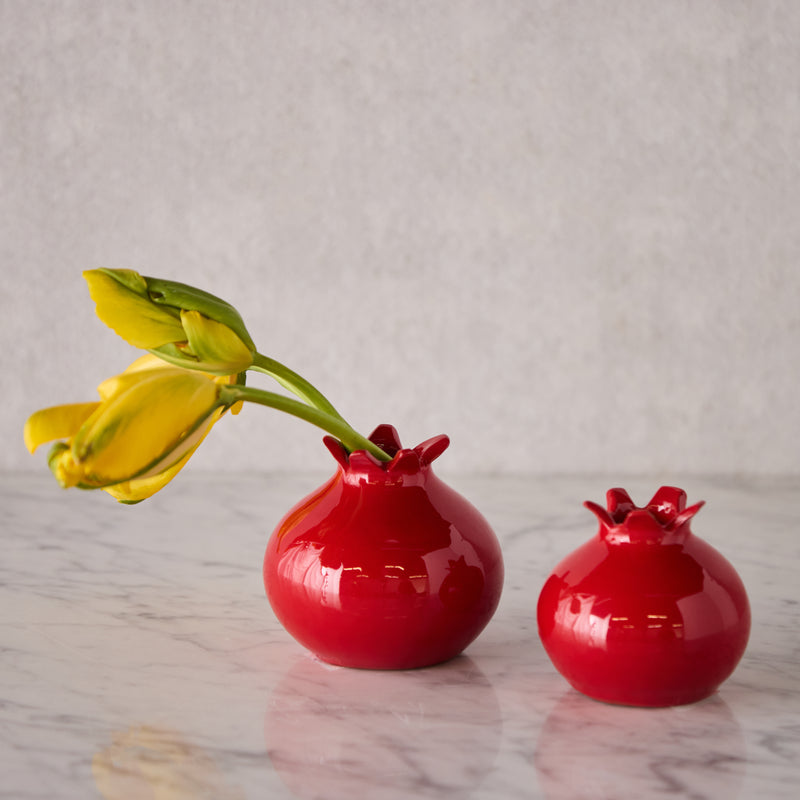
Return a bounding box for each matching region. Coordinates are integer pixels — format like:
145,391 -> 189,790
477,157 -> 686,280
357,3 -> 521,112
583,486 -> 705,545
323,424 -> 450,483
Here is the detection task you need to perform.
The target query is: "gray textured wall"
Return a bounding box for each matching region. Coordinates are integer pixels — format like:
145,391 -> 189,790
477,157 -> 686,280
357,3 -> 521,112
3,1 -> 799,476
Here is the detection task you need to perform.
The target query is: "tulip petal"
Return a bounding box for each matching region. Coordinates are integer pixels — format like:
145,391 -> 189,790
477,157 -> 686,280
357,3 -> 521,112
84,269 -> 186,349
144,276 -> 256,351
24,402 -> 101,453
181,310 -> 253,374
120,353 -> 176,374
96,354 -> 177,401
103,452 -> 194,504
103,408 -> 224,503
48,442 -> 83,488
73,370 -> 221,486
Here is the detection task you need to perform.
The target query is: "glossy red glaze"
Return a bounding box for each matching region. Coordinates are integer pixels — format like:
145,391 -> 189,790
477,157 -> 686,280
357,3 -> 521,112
537,487 -> 750,707
264,425 -> 504,669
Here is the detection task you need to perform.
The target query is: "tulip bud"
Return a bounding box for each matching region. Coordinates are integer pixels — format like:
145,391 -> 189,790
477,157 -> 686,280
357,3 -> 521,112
84,269 -> 256,375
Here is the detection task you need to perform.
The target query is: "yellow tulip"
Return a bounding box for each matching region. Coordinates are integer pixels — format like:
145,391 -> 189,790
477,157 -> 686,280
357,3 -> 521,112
83,269 -> 255,375
24,355 -> 239,503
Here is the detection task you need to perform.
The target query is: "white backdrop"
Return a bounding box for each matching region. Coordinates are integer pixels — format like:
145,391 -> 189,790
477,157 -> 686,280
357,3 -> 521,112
3,1 -> 799,477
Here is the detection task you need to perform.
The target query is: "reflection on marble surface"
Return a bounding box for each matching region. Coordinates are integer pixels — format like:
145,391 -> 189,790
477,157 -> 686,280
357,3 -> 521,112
1,473 -> 800,799
93,726 -> 245,800
535,691 -> 745,799
265,656 -> 502,799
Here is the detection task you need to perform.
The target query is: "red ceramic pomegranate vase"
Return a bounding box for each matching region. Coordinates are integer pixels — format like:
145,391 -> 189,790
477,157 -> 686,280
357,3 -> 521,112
264,425 -> 504,669
537,487 -> 750,707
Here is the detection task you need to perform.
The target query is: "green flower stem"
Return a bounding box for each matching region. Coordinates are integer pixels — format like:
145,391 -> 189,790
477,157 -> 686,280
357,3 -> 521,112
250,352 -> 346,422
220,385 -> 392,462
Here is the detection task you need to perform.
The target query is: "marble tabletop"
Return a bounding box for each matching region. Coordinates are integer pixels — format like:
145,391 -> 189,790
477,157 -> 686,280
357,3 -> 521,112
1,471 -> 798,799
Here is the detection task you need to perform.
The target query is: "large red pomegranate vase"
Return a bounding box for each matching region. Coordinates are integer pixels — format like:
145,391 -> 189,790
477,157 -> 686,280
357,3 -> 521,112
264,425 -> 504,669
537,487 -> 750,706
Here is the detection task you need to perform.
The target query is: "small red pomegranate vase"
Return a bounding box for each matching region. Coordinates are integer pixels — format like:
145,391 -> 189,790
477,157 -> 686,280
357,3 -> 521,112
264,425 -> 504,669
537,487 -> 750,707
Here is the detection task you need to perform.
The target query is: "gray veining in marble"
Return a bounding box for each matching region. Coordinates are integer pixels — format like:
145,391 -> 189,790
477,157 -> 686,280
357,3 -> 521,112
1,472 -> 799,799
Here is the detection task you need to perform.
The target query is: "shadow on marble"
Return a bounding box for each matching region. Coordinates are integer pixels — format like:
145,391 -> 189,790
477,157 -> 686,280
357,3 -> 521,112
263,654 -> 503,799
533,690 -> 745,800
